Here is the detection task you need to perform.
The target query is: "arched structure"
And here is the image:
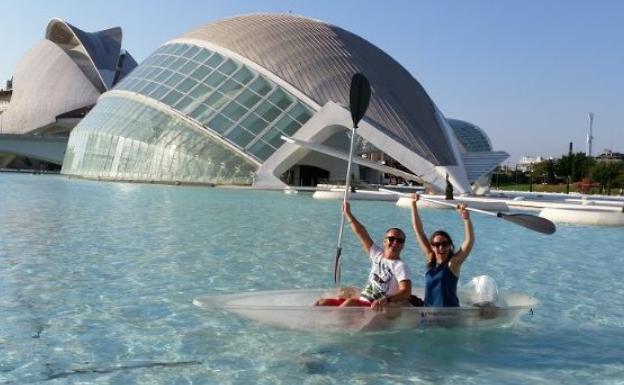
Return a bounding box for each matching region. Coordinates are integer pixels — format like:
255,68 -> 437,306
62,14 -> 506,193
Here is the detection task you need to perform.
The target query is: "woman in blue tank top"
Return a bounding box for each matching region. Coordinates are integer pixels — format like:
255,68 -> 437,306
410,194 -> 474,307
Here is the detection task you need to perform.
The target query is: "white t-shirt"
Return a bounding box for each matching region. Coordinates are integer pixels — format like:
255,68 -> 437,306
360,244 -> 411,301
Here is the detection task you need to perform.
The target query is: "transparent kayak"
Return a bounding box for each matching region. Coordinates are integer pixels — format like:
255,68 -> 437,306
193,287 -> 538,332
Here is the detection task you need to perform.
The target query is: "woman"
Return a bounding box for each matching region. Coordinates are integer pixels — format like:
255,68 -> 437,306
410,194 -> 474,307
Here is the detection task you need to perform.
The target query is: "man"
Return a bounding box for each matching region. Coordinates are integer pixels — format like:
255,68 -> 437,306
315,202 -> 412,311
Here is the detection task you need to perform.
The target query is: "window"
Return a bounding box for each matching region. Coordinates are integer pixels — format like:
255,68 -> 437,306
268,89 -> 293,110
177,78 -> 198,93
249,77 -> 272,96
208,115 -> 235,133
189,83 -> 212,100
236,89 -> 261,109
226,126 -> 255,147
232,67 -> 254,85
217,59 -> 237,75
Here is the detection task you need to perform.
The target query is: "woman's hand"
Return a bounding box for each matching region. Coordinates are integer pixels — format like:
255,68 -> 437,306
458,203 -> 470,220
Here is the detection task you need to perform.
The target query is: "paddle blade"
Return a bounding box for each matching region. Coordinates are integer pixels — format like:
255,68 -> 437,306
500,213 -> 556,235
349,73 -> 371,128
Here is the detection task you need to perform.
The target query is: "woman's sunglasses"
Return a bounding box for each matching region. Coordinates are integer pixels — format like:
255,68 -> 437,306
431,240 -> 451,248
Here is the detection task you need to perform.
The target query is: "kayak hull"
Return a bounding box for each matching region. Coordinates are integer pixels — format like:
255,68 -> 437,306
193,288 -> 537,332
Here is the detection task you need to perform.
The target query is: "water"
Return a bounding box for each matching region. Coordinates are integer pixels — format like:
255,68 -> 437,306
0,173 -> 623,384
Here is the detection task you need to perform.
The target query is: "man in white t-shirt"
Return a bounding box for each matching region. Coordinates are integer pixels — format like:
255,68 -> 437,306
315,202 -> 412,311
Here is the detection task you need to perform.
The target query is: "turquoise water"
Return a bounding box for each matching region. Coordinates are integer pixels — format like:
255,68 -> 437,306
1,173 -> 623,384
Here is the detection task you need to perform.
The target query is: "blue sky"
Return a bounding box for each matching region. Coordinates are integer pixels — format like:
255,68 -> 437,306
1,0 -> 622,164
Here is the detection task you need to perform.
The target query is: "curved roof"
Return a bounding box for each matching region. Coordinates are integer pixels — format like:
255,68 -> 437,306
447,118 -> 492,153
0,40 -> 100,135
180,14 -> 457,166
46,18 -> 124,91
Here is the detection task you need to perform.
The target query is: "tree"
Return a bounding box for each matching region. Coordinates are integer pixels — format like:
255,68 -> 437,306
555,152 -> 595,182
590,161 -> 624,195
532,159 -> 556,184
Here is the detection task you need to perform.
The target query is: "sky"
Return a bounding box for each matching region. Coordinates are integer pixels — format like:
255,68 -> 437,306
1,0 -> 622,164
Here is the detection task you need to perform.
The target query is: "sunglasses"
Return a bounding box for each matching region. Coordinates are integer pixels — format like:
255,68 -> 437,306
386,236 -> 405,244
431,240 -> 451,248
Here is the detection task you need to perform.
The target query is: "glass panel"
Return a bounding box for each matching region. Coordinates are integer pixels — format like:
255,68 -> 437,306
161,56 -> 177,68
204,72 -> 226,88
155,69 -> 174,82
236,89 -> 261,109
240,114 -> 269,134
274,116 -> 301,136
189,83 -> 212,100
204,91 -> 229,111
256,102 -> 282,122
226,126 -> 255,147
172,44 -> 190,55
217,59 -> 237,75
174,96 -> 195,111
161,44 -> 177,54
261,127 -> 286,148
152,55 -> 169,67
249,77 -> 272,96
190,65 -> 211,81
190,103 -> 213,120
171,57 -> 188,69
205,53 -> 223,68
178,60 -> 199,75
248,140 -> 275,161
176,78 -> 198,93
164,72 -> 184,87
268,88 -> 293,110
219,79 -> 243,97
208,115 -> 235,133
146,67 -> 163,80
182,46 -> 200,58
192,49 -> 211,63
221,102 -> 247,122
149,85 -> 170,100
162,90 -> 183,105
133,80 -> 149,92
232,67 -> 253,85
288,103 -> 312,123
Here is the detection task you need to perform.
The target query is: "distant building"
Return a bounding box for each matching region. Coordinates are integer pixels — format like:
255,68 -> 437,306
62,13 -> 508,194
595,149 -> 624,163
0,18 -> 136,169
517,155 -> 548,172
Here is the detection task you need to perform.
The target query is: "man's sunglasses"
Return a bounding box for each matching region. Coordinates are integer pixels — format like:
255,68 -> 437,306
386,236 -> 405,244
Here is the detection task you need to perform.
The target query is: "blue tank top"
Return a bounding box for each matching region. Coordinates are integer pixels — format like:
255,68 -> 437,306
425,262 -> 459,307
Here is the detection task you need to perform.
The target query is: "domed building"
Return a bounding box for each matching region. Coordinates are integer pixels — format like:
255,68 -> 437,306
62,14 -> 506,193
0,18 -> 136,169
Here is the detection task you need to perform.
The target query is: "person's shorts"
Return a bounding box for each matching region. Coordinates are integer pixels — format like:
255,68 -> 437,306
319,297 -> 372,306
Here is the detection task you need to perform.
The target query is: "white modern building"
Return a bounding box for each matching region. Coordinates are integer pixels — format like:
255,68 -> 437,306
62,14 -> 507,194
0,18 -> 136,168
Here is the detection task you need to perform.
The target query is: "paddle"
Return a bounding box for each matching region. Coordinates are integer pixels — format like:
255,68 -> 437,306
334,73 -> 372,287
379,188 -> 556,235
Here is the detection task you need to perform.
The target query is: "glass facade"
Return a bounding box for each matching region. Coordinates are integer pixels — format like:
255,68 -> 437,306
63,42 -> 315,184
114,43 -> 313,161
62,96 -> 257,184
447,120 -> 492,153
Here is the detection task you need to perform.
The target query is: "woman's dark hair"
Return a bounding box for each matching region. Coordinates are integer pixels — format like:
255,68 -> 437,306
428,230 -> 454,269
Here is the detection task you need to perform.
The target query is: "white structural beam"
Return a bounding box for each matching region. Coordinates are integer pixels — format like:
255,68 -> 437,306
253,101 -> 472,194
